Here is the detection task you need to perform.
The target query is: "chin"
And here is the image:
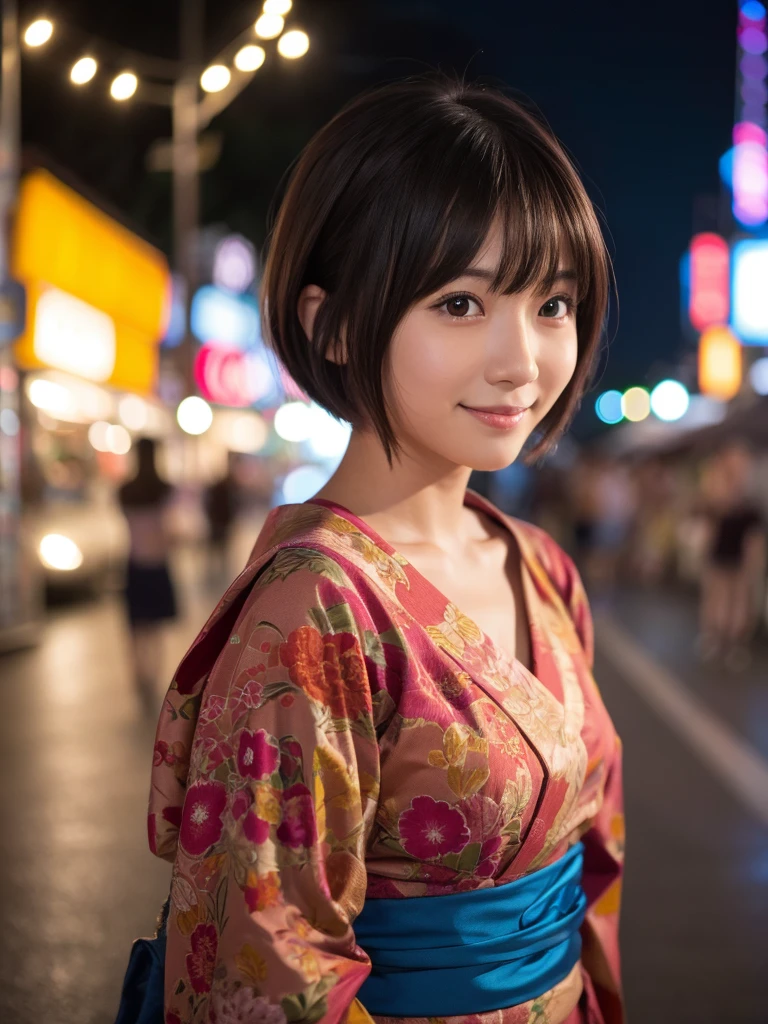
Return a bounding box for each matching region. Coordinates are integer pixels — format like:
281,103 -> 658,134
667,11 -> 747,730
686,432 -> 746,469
444,438 -> 528,473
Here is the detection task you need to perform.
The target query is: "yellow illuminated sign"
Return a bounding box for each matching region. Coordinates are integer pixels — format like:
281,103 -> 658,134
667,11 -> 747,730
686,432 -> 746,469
11,169 -> 170,396
698,326 -> 742,401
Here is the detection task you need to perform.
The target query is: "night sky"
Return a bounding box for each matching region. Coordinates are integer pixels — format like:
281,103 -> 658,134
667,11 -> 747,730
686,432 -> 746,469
18,0 -> 738,435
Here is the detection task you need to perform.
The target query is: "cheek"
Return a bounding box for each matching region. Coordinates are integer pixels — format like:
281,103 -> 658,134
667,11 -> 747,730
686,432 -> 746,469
536,331 -> 578,402
389,319 -> 471,403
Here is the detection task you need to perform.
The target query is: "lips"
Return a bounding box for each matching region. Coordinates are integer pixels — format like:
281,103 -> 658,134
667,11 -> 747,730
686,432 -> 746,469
461,405 -> 530,415
459,404 -> 531,431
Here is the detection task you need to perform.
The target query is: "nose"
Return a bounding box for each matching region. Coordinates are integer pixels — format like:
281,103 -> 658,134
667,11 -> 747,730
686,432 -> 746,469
484,314 -> 539,387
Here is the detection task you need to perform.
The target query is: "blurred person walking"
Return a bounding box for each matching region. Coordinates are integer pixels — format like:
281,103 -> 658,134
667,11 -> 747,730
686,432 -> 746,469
203,455 -> 240,588
696,442 -> 767,671
567,450 -> 602,583
118,437 -> 178,704
589,458 -> 636,588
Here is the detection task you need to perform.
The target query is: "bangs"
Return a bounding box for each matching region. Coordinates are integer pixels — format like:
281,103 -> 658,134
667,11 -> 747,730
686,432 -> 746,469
404,117 -> 598,306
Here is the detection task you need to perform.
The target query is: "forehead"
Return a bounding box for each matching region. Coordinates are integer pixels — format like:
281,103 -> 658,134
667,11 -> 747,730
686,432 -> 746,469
472,221 -> 571,266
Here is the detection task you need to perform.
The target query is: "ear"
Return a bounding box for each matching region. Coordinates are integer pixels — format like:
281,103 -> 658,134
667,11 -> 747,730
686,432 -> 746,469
297,284 -> 347,364
297,284 -> 326,341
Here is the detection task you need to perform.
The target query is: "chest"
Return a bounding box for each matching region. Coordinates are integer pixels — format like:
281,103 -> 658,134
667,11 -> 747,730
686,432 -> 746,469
406,543 -> 533,674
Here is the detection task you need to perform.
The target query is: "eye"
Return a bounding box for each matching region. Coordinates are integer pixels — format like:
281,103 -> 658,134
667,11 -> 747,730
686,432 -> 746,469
539,294 -> 576,320
436,293 -> 484,319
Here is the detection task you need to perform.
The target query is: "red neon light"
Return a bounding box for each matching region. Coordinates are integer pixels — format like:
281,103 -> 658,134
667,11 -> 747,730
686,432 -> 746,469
689,233 -> 730,332
194,344 -> 255,407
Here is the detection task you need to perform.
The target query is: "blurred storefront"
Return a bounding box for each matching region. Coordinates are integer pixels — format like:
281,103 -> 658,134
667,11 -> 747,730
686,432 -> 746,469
0,168 -> 171,646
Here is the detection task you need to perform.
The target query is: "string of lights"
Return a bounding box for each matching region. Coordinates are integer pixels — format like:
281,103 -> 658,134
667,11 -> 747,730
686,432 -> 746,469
20,0 -> 308,105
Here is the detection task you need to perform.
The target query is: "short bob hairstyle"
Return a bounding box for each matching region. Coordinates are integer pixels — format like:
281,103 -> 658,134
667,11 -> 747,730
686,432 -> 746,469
262,74 -> 611,464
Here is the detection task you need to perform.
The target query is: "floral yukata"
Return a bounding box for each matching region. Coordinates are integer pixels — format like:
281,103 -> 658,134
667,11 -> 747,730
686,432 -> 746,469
149,491 -> 624,1024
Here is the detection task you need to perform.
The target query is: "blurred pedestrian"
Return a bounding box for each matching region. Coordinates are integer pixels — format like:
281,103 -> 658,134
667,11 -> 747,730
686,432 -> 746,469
696,442 -> 767,671
567,450 -> 602,580
589,457 -> 636,588
118,437 -> 177,703
203,455 -> 240,588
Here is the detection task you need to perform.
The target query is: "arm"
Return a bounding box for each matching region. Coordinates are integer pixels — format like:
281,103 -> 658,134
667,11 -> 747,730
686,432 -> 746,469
161,552 -> 392,1024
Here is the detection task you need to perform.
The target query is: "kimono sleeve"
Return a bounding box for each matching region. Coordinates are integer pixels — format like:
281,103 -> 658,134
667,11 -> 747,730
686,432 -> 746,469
164,551 -> 396,1024
554,547 -> 625,1023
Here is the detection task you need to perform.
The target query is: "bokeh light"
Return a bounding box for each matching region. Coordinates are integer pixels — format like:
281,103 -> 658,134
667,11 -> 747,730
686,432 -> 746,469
118,395 -> 149,432
699,326 -> 742,399
110,72 -> 138,101
39,534 -> 83,572
70,57 -> 97,85
595,390 -> 624,425
650,380 -> 690,422
255,12 -> 284,38
621,387 -> 651,423
264,0 -> 293,14
741,2 -> 766,21
200,65 -> 231,93
277,29 -> 310,58
274,401 -> 314,442
234,45 -> 266,72
24,19 -> 53,47
177,396 -> 213,435
748,356 -> 768,394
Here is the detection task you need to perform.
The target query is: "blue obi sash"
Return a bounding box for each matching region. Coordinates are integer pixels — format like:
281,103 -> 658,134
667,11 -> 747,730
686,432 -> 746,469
354,841 -> 587,1016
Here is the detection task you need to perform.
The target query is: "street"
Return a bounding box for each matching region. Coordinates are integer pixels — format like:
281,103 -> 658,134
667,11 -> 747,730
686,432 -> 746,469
1,561 -> 767,1024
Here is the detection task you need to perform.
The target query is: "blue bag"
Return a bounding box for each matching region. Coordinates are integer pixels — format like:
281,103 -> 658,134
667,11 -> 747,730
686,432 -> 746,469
114,899 -> 169,1024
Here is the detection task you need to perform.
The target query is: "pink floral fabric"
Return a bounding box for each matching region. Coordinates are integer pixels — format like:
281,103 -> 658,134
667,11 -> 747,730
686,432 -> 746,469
149,491 -> 624,1024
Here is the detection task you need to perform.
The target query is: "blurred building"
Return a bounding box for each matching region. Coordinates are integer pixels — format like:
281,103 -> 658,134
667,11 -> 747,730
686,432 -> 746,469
0,168 -> 171,646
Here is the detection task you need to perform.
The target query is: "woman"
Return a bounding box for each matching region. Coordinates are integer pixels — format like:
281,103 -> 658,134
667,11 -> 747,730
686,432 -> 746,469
149,76 -> 624,1024
119,437 -> 177,703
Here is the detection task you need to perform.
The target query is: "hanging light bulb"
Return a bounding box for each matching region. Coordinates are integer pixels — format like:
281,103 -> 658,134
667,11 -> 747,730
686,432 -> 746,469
234,45 -> 266,72
70,57 -> 97,85
277,29 -> 310,59
200,64 -> 231,93
255,12 -> 284,38
110,72 -> 138,101
24,19 -> 53,47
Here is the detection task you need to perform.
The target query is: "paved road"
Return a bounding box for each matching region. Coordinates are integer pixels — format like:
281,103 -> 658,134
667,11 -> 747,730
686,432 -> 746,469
1,564 -> 766,1023
592,585 -> 768,1024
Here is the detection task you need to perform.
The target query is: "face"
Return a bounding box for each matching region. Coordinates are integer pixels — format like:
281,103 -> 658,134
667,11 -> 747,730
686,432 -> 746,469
385,223 -> 579,472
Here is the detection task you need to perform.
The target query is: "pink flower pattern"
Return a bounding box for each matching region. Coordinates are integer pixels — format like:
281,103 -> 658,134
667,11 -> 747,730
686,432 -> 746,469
236,729 -> 279,780
398,795 -> 470,860
179,780 -> 227,858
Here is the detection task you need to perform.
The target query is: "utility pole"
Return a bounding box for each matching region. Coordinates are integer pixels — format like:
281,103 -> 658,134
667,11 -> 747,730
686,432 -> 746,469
0,0 -> 20,275
172,0 -> 204,396
0,0 -> 36,648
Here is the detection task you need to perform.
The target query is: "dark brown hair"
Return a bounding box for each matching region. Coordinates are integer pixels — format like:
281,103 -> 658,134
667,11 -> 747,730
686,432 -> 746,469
262,74 -> 611,463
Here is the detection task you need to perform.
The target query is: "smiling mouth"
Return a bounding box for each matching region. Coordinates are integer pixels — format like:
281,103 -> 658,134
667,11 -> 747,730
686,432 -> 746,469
459,405 -> 530,430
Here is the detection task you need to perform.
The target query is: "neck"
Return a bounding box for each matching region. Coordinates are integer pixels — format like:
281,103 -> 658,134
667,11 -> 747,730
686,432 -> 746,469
314,428 -> 474,550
